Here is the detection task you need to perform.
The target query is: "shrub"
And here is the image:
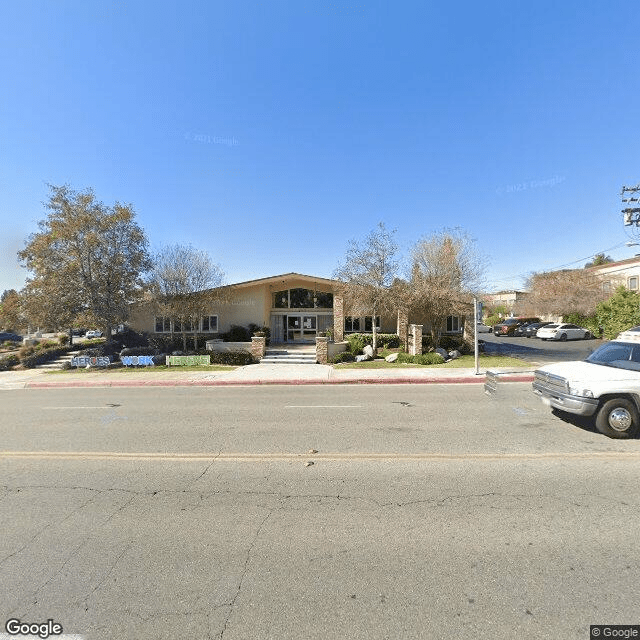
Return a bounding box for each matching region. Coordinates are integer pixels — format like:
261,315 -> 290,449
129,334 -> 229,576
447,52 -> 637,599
346,333 -> 400,353
110,328 -> 149,349
21,346 -> 69,369
0,354 -> 19,370
249,324 -> 271,345
397,352 -> 445,365
222,325 -> 252,342
346,333 -> 367,354
120,346 -> 159,357
331,352 -> 356,363
210,351 -> 256,366
58,334 -> 70,346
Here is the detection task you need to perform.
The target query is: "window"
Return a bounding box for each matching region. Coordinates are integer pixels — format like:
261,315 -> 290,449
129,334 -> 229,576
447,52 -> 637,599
289,288 -> 314,308
314,292 -> 333,308
201,315 -> 218,332
602,281 -> 612,294
629,276 -> 639,291
344,317 -> 360,332
364,316 -> 381,331
446,316 -> 462,333
155,317 -> 171,333
274,290 -> 289,308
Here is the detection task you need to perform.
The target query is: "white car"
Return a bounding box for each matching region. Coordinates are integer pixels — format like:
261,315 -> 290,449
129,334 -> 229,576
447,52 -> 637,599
476,322 -> 492,333
84,330 -> 103,339
536,323 -> 591,341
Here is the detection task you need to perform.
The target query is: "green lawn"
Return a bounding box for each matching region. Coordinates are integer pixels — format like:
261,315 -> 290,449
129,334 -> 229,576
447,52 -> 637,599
333,354 -> 530,369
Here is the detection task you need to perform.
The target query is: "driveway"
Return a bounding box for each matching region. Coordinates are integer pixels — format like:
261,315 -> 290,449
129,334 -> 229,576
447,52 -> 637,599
482,333 -> 603,365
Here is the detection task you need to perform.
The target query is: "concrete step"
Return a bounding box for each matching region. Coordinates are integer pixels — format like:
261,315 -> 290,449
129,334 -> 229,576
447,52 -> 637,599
35,351 -> 82,370
260,350 -> 317,364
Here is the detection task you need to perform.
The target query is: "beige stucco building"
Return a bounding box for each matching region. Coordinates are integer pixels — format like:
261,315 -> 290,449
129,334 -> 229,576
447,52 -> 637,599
129,272 -> 467,345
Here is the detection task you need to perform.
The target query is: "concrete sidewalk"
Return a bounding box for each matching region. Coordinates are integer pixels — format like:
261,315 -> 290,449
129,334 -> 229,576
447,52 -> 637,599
0,363 -> 535,389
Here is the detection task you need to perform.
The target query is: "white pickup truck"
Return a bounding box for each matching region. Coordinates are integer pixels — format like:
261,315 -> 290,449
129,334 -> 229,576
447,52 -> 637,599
532,328 -> 640,438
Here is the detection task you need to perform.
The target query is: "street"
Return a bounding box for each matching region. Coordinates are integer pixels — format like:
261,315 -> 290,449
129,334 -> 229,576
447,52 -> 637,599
2,384 -> 640,639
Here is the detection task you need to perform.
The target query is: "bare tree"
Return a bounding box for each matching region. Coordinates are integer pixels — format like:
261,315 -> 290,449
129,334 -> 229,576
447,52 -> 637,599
520,268 -> 606,317
18,184 -> 151,337
333,223 -> 399,351
409,228 -> 486,346
147,244 -> 227,351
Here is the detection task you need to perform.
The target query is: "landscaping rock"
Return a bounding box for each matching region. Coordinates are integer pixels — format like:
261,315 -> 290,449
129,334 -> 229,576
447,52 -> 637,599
448,350 -> 461,360
385,353 -> 399,363
363,345 -> 374,359
355,354 -> 368,362
435,347 -> 449,360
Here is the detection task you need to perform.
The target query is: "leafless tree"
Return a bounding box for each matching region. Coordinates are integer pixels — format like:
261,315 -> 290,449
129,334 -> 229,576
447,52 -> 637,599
520,268 -> 606,317
409,228 -> 486,346
333,223 -> 399,351
147,244 -> 227,351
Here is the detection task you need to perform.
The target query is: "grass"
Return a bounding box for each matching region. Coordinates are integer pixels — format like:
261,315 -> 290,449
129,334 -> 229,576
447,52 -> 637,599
333,354 -> 530,369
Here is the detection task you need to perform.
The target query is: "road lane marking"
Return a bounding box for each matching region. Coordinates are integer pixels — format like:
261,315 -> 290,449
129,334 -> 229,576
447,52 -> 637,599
41,406 -> 117,410
1,451 -> 640,462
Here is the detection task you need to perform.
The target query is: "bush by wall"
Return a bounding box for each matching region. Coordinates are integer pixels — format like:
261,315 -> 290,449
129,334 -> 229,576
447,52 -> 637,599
209,351 -> 256,366
346,333 -> 400,354
331,352 -> 356,363
21,346 -> 70,369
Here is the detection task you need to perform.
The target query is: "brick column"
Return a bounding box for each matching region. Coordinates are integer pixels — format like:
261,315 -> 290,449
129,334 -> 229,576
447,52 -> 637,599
397,308 -> 408,351
315,336 -> 328,364
409,324 -> 423,356
251,336 -> 266,360
333,295 -> 344,343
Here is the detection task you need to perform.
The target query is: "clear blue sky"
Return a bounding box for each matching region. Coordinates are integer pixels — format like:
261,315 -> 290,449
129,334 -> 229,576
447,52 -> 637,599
1,1 -> 639,294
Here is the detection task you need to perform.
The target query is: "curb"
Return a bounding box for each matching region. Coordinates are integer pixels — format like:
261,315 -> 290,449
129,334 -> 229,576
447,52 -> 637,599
23,374 -> 535,389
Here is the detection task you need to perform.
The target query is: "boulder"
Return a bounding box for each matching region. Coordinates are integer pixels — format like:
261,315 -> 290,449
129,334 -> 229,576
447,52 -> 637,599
385,353 -> 399,363
435,347 -> 449,360
448,350 -> 461,360
355,354 -> 368,362
363,345 -> 375,359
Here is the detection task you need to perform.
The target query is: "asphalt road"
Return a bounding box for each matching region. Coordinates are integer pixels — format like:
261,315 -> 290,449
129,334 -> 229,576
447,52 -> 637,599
483,332 -> 604,364
2,385 -> 640,640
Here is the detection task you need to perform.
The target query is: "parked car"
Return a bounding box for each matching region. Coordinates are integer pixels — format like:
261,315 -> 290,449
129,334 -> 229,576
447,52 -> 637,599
492,317 -> 540,336
522,322 -> 553,338
476,322 -> 492,333
536,323 -> 591,341
532,327 -> 640,438
513,323 -> 532,337
71,328 -> 87,336
0,332 -> 22,343
84,330 -> 103,339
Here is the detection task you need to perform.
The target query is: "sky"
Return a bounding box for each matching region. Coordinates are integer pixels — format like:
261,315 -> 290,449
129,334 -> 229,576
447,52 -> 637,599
1,1 -> 639,295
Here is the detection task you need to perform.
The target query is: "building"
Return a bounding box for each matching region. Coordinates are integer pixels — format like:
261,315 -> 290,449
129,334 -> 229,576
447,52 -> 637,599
482,290 -> 530,316
129,272 -> 468,344
590,256 -> 640,294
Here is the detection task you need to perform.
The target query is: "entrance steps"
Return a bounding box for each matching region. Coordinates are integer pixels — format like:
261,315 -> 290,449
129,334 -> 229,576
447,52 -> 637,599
35,350 -> 82,370
260,345 -> 317,365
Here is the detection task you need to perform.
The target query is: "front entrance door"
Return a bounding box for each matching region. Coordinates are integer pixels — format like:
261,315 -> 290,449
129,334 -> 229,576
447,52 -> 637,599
287,314 -> 316,342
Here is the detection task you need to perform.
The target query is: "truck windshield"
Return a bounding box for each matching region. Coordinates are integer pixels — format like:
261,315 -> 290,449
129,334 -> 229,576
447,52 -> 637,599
585,341 -> 640,371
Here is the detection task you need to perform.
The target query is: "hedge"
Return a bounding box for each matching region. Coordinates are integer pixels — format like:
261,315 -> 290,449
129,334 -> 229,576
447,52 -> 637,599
331,352 -> 356,363
397,352 -> 445,365
0,354 -> 19,371
346,333 -> 400,354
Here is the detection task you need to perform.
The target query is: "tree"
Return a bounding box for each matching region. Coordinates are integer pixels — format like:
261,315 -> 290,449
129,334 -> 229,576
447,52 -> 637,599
521,268 -> 606,317
147,244 -> 227,351
18,185 -> 152,338
585,253 -> 613,268
596,286 -> 640,339
0,289 -> 24,332
333,223 -> 399,351
408,229 -> 486,346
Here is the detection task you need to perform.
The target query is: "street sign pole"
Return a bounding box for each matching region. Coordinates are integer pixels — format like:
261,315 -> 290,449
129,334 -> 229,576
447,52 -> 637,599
474,297 -> 480,375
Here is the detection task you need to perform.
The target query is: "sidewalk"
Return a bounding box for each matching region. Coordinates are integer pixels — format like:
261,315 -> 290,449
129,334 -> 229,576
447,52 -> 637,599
0,363 -> 535,389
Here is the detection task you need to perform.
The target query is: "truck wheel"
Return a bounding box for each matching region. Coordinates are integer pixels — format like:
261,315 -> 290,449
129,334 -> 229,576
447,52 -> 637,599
595,398 -> 639,439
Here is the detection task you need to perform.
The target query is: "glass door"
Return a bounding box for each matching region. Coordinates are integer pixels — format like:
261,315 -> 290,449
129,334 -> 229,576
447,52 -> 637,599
287,314 -> 317,341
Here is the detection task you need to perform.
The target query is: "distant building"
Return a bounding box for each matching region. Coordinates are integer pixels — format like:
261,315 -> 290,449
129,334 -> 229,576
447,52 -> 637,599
589,255 -> 640,294
482,290 -> 530,316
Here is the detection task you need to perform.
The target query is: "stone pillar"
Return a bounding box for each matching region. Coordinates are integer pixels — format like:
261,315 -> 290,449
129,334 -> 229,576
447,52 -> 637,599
333,295 -> 344,343
397,308 -> 408,351
251,336 -> 266,360
409,324 -> 423,356
315,336 -> 328,364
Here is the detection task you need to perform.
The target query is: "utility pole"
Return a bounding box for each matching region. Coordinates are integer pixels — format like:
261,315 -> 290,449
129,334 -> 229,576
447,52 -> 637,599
622,184 -> 640,238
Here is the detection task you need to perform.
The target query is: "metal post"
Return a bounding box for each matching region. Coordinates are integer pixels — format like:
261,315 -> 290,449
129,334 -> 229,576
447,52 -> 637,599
474,297 -> 480,375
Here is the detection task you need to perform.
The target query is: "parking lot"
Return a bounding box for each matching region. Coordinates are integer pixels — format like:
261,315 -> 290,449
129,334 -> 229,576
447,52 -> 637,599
482,331 -> 604,365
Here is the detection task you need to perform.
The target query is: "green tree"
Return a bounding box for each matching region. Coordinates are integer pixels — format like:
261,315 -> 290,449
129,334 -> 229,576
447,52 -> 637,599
596,286 -> 640,339
0,289 -> 24,332
18,184 -> 152,338
585,253 -> 613,268
333,223 -> 399,351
